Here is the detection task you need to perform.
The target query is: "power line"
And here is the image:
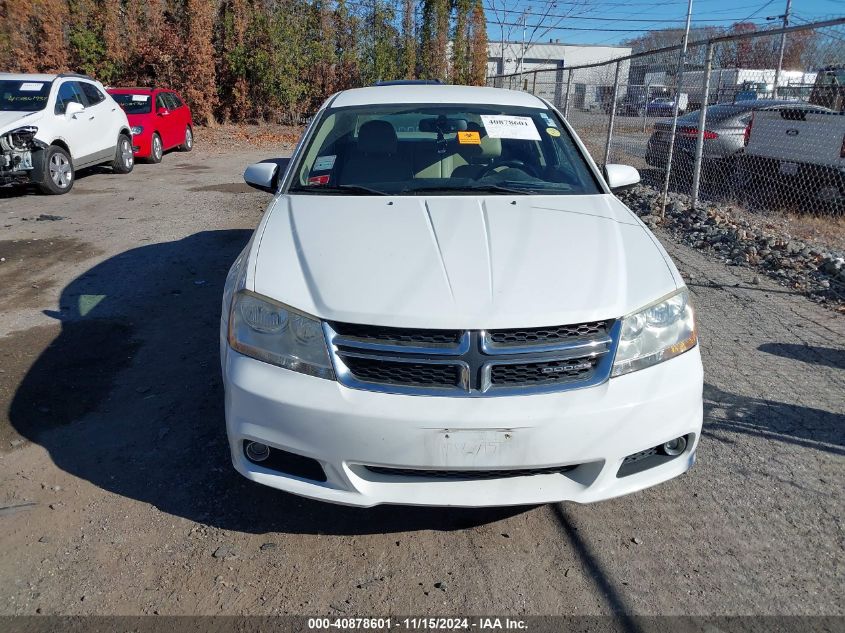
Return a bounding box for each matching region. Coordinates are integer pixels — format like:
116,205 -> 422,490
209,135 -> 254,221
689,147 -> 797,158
484,6 -> 782,23
487,19 -> 769,32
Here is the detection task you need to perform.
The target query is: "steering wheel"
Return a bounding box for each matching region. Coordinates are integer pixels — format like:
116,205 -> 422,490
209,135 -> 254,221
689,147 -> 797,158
476,159 -> 540,179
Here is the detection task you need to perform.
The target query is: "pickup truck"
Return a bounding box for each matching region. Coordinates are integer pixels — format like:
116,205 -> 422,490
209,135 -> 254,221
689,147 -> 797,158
741,67 -> 845,206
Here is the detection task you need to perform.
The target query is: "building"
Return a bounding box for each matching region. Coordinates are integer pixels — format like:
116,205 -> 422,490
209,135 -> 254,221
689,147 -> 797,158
488,41 -> 632,109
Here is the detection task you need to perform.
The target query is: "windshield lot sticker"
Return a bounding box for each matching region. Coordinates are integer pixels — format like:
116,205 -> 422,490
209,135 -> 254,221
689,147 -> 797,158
540,112 -> 557,128
313,155 -> 336,171
457,131 -> 481,145
480,115 -> 540,141
546,127 -> 561,137
131,95 -> 150,102
20,82 -> 44,91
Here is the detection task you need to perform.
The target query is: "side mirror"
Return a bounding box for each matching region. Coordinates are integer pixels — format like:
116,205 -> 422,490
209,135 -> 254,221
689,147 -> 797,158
604,164 -> 640,192
65,101 -> 84,119
244,161 -> 282,193
158,108 -> 170,117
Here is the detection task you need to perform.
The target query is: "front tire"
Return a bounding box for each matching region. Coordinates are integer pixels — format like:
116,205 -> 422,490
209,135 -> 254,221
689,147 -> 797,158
179,126 -> 193,152
112,134 -> 134,174
37,145 -> 74,195
150,133 -> 163,164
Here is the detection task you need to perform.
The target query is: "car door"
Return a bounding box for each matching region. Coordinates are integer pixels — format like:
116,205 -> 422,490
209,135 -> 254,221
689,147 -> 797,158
78,81 -> 121,158
154,92 -> 177,148
51,81 -> 93,164
164,92 -> 188,147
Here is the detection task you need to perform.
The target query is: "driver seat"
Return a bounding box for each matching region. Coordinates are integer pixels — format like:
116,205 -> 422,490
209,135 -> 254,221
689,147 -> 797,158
338,120 -> 411,184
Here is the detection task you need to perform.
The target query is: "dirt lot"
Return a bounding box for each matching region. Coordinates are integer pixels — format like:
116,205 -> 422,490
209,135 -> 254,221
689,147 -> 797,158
0,133 -> 842,617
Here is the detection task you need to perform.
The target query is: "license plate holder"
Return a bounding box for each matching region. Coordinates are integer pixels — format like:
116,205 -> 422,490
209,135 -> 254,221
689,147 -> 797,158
426,429 -> 517,467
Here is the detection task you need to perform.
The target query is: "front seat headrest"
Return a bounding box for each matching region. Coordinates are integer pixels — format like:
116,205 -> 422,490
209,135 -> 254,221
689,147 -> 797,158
357,120 -> 398,155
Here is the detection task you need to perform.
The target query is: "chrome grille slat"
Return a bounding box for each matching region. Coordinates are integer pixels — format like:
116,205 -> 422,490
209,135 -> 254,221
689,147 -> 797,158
323,320 -> 620,397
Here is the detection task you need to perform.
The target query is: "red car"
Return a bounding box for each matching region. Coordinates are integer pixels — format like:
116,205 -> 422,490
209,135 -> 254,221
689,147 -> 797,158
107,87 -> 193,163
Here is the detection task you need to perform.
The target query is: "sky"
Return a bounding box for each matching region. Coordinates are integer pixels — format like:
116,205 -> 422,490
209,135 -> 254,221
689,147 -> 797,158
484,0 -> 843,46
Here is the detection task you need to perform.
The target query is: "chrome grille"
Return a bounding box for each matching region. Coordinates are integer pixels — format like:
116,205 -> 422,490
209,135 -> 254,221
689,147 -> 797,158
324,319 -> 619,397
332,322 -> 462,346
488,356 -> 598,387
340,355 -> 462,388
487,321 -> 610,346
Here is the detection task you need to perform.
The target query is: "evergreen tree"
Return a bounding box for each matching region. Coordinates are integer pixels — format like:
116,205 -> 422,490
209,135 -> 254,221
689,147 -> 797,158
468,0 -> 488,86
401,0 -> 416,79
451,0 -> 471,84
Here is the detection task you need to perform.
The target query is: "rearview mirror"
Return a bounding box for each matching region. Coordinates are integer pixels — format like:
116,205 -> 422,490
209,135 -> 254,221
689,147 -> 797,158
244,160 -> 287,193
65,101 -> 84,119
604,164 -> 640,192
419,117 -> 468,133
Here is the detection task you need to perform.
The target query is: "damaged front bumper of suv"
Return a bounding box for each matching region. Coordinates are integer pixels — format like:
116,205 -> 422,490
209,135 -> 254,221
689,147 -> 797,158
0,126 -> 45,185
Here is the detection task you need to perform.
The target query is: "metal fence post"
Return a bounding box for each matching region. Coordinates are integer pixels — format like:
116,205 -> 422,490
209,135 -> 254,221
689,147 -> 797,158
641,82 -> 650,132
602,61 -> 622,168
691,42 -> 714,208
660,0 -> 694,218
563,70 -> 573,118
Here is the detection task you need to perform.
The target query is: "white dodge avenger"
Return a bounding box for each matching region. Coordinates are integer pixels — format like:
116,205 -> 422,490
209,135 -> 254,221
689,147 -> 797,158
221,84 -> 703,507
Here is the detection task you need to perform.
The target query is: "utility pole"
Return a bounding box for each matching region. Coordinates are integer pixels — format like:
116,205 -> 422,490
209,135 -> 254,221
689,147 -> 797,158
771,0 -> 792,98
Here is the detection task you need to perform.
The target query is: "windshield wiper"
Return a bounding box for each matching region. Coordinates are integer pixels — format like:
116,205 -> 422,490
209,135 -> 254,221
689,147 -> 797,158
401,183 -> 537,195
290,184 -> 389,196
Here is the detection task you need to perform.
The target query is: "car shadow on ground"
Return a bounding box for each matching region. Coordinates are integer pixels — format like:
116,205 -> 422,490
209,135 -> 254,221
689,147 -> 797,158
702,383 -> 844,456
757,342 -> 845,370
0,165 -> 122,198
8,230 -> 527,535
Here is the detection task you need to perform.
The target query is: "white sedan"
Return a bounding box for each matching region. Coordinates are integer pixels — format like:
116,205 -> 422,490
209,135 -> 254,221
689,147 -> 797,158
221,83 -> 703,507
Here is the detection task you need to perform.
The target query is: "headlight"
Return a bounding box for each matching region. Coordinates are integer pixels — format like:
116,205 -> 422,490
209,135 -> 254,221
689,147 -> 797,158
227,290 -> 334,379
612,288 -> 697,377
130,126 -> 143,135
4,126 -> 39,150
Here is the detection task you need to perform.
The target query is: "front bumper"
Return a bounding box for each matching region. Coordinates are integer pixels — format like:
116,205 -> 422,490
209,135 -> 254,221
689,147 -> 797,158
223,346 -> 703,507
131,133 -> 152,158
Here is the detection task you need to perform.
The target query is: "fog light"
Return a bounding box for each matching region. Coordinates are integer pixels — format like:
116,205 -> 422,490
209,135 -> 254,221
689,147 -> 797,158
662,436 -> 687,456
245,441 -> 270,462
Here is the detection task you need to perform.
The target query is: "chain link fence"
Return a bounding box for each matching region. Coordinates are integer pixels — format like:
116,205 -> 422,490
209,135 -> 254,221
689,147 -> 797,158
488,17 -> 845,216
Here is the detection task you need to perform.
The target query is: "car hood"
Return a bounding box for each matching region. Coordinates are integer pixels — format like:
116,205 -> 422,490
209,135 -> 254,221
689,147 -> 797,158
251,194 -> 680,329
124,112 -> 150,125
0,110 -> 43,135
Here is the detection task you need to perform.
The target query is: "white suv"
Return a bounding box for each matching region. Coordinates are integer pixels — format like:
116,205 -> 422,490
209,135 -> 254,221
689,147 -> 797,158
0,73 -> 134,194
223,84 -> 703,508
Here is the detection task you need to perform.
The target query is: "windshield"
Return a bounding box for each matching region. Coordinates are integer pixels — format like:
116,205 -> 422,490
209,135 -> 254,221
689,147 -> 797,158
288,103 -> 602,195
0,80 -> 52,112
111,92 -> 152,114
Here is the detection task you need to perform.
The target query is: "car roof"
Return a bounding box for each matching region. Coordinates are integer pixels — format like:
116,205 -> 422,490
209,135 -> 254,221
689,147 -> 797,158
107,87 -> 161,94
331,85 -> 548,109
0,73 -> 60,81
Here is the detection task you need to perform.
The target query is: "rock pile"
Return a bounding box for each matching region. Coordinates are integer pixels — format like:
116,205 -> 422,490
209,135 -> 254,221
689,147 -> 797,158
617,185 -> 845,309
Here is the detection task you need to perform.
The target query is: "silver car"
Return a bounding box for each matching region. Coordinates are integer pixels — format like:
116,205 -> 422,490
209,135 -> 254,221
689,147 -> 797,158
645,99 -> 796,177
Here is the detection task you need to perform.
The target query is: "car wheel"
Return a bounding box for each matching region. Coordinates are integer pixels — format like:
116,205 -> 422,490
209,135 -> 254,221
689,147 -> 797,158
112,134 -> 135,174
150,133 -> 163,164
37,145 -> 74,195
179,126 -> 193,152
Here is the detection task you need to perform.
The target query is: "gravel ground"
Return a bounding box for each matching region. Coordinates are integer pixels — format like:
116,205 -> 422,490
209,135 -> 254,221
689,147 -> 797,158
0,135 -> 842,617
